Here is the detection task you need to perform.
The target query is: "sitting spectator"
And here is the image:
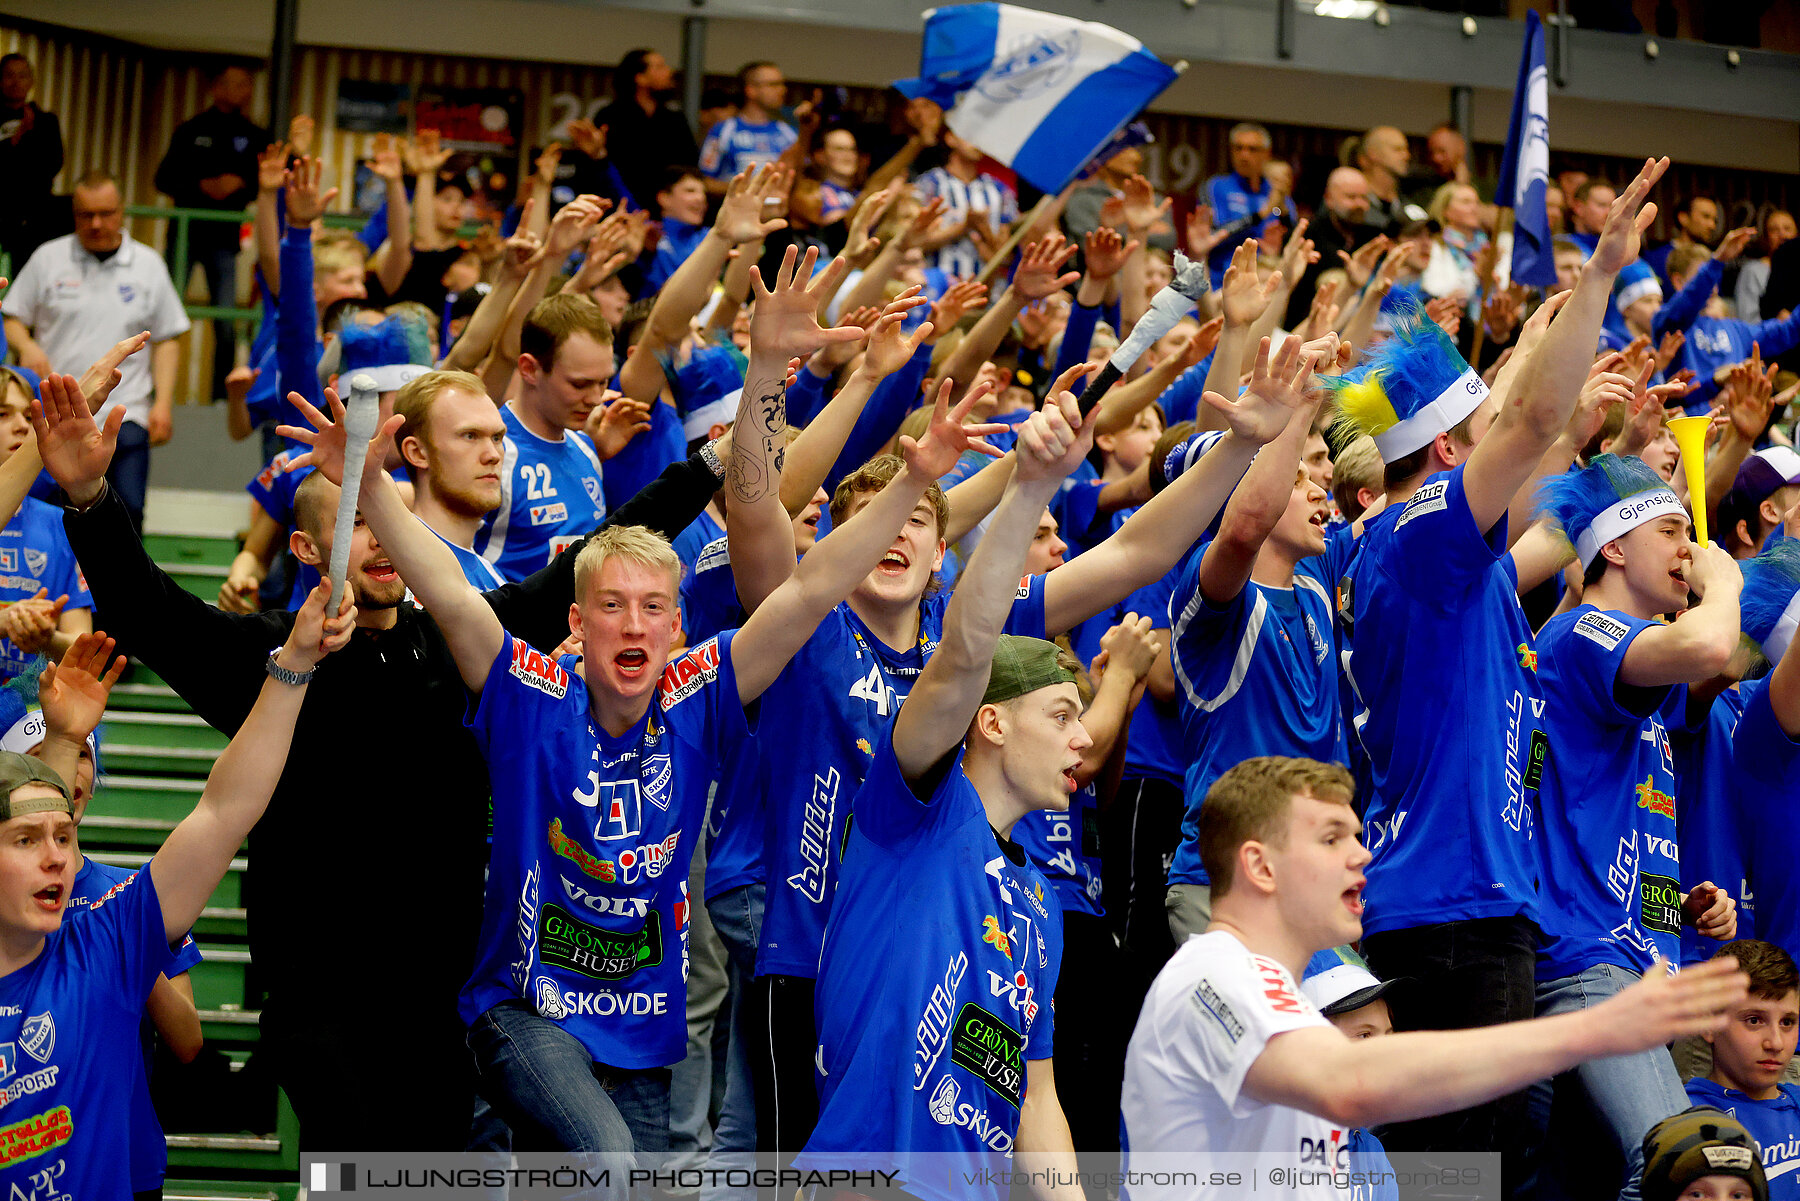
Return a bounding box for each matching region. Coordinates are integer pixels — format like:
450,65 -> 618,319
1640,1108 -> 1771,1201
1685,941 -> 1800,1191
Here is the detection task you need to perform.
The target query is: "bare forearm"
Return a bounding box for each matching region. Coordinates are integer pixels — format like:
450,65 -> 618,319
943,452 -> 1016,544
706,240 -> 760,340
1094,356 -> 1183,436
147,973 -> 203,1062
649,230 -> 732,347
411,172 -> 446,250
1075,668 -> 1136,779
940,288 -> 1025,391
725,360 -> 794,611
835,240 -> 905,319
782,371 -> 876,515
493,262 -> 556,375
443,272 -> 525,371
152,341 -> 180,412
1705,431 -> 1753,533
375,176 -> 413,295
255,190 -> 282,294
1518,264 -> 1614,439
0,438 -> 42,538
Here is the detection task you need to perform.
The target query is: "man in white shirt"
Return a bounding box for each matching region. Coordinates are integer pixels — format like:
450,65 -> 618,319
4,170 -> 189,530
1120,755 -> 1750,1201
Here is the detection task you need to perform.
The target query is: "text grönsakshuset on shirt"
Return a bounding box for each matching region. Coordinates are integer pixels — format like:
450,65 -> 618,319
1338,463 -> 1543,935
755,577 -> 1048,979
798,732 -> 1062,1201
0,865 -> 177,1199
462,630 -> 747,1068
1121,930 -> 1344,1201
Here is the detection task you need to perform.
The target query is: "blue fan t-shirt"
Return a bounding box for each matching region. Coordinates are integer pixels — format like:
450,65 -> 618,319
0,497 -> 91,682
477,404 -> 608,583
0,865 -> 176,1199
797,733 -> 1062,1201
1013,782 -> 1102,919
1675,687 -> 1753,963
1339,464 -> 1543,935
1168,528 -> 1354,886
1535,605 -> 1686,979
68,858 -> 203,1193
756,578 -> 1048,978
1733,677 -> 1800,966
462,630 -> 747,1068
1685,1078 -> 1800,1199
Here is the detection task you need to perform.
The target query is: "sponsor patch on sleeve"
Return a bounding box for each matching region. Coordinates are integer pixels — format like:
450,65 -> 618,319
1015,576 -> 1033,600
695,537 -> 731,574
1189,979 -> 1244,1043
1573,610 -> 1631,651
1393,479 -> 1449,531
508,639 -> 570,699
659,639 -> 721,710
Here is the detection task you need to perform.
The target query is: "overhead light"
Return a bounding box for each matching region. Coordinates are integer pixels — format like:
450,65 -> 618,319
1314,0 -> 1381,18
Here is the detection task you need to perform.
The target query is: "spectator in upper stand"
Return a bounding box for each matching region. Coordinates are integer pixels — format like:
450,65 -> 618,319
154,62 -> 271,399
1685,942 -> 1800,1161
643,166 -> 711,295
1353,125 -> 1422,235
1567,177 -> 1617,254
913,131 -> 1019,282
1546,182 -> 1568,235
1737,207 -> 1796,324
1420,182 -> 1489,307
591,49 -> 699,211
1066,144 -> 1177,254
788,125 -> 862,247
697,62 -> 797,193
0,54 -> 63,274
1201,123 -> 1281,288
3,171 -> 191,532
1657,228 -> 1796,413
1407,123 -> 1486,215
1285,166 -> 1378,328
1645,194 -> 1722,291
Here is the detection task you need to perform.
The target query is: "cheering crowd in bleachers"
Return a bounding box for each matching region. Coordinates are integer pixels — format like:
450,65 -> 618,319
5,38 -> 1800,1201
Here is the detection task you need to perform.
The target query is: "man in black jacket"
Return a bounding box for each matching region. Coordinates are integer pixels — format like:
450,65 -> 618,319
33,378 -> 728,1153
154,63 -> 270,399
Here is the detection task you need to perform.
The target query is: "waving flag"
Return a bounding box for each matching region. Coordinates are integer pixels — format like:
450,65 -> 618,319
1496,11 -> 1556,288
895,4 -> 1178,195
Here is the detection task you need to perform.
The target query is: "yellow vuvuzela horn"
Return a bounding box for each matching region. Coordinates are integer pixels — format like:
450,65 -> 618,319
1667,414 -> 1711,546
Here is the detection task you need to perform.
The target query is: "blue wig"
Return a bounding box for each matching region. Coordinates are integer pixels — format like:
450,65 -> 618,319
1320,296 -> 1479,459
1740,537 -> 1800,663
1534,454 -> 1671,551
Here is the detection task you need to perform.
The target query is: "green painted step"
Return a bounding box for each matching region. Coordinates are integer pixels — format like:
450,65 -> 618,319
103,711 -> 226,751
88,774 -> 205,825
110,680 -> 193,713
164,1186 -> 296,1201
188,946 -> 252,1011
87,851 -> 243,911
165,1086 -> 300,1175
144,533 -> 240,569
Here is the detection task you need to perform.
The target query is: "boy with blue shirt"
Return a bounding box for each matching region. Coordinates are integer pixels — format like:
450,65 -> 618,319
1331,153 -> 1671,1168
1655,229 -> 1798,412
0,371 -> 89,676
335,245 -> 1005,1156
1687,941 -> 1800,1196
1530,452 -> 1744,1198
1166,359 -> 1348,940
0,569 -> 354,1200
797,384 -> 1100,1201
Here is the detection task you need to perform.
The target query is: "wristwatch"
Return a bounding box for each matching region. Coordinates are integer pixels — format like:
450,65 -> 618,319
265,649 -> 316,687
698,439 -> 725,481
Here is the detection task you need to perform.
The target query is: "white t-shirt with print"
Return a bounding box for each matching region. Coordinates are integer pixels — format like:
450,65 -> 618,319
1122,930 -> 1346,1200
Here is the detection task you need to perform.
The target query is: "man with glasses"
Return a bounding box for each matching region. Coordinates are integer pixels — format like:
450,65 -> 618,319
698,62 -> 796,194
1202,123 -> 1283,288
3,170 -> 189,531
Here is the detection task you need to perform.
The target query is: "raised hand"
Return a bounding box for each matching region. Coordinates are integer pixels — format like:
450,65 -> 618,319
1016,364 -> 1100,484
501,203 -> 545,280
1607,364 -> 1668,458
411,128 -> 452,174
1120,174 -> 1171,239
1083,226 -> 1139,284
1425,295 -> 1463,340
1596,955 -> 1746,1053
1714,226 -> 1758,264
257,141 -> 290,193
279,386 -> 402,495
859,293 -> 934,378
1568,368 -> 1635,451
928,279 -> 988,334
369,134 -> 404,184
1589,156 -> 1671,276
747,243 -> 864,362
78,331 -> 151,412
567,119 -> 607,160
534,141 -> 564,186
1185,205 -> 1229,259
0,590 -> 64,656
1339,235 -> 1392,289
545,194 -> 608,260
1178,316 -> 1226,370
283,156 -> 337,228
900,196 -> 949,252
1304,279 -> 1343,342
287,114 -> 315,157
587,392 -> 654,459
1204,336 -> 1318,444
1098,613 -> 1160,683
1220,240 -> 1280,328
29,373 -> 125,502
38,632 -> 125,745
1481,284 -> 1524,344
715,164 -> 791,246
1015,299 -> 1058,351
1013,232 -> 1081,302
1655,329 -> 1686,375
901,376 -> 1008,482
1721,344 -> 1777,442
283,578 -> 358,671
843,182 -> 897,266
1277,218 -> 1318,288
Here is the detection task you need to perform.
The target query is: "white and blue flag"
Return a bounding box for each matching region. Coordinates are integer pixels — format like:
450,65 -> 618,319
1496,10 -> 1557,288
895,4 -> 1178,195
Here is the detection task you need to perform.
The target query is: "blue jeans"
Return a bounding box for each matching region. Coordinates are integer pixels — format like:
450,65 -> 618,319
110,419 -> 149,534
468,999 -> 671,1163
1527,963 -> 1690,1201
701,882 -> 764,1201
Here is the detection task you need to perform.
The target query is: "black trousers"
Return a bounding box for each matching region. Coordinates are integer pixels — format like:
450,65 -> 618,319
1100,776 -> 1183,972
1055,911 -> 1134,1160
1363,915 -> 1540,1197
745,973 -> 820,1159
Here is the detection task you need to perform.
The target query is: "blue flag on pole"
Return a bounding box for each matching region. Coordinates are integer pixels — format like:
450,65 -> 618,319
1496,11 -> 1556,288
894,4 -> 1178,195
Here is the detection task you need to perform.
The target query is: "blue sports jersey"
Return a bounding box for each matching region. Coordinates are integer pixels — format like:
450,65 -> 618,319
756,578 -> 1048,978
1685,1078 -> 1800,1199
1734,677 -> 1800,966
798,732 -> 1062,1201
1168,528 -> 1355,887
642,219 -> 708,296
912,168 -> 1019,281
1013,782 -> 1102,918
0,497 -> 90,682
1202,172 -> 1276,287
1339,464 -> 1542,935
431,527 -> 507,592
698,117 -> 798,179
1535,605 -> 1687,980
462,630 -> 747,1068
1118,566 -> 1187,787
677,535 -> 745,645
1655,259 -> 1800,411
0,865 -> 175,1199
1674,688 -> 1753,963
246,450 -> 318,609
68,858 -> 202,1194
478,404 -> 608,582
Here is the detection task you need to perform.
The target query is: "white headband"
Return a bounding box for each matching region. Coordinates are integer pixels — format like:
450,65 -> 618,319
1766,589 -> 1800,665
1615,276 -> 1663,312
1573,487 -> 1687,569
1371,368 -> 1489,461
682,388 -> 743,441
0,711 -> 97,760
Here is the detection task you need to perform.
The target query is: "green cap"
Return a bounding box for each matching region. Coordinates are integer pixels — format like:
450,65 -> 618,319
1641,1108 -> 1768,1201
0,752 -> 70,821
982,636 -> 1079,707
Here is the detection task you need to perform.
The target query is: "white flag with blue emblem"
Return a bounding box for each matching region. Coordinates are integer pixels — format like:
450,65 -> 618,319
895,4 -> 1178,195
